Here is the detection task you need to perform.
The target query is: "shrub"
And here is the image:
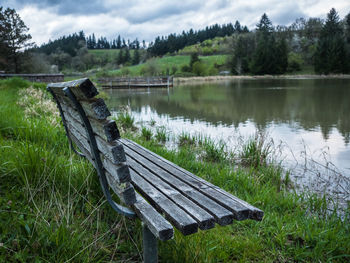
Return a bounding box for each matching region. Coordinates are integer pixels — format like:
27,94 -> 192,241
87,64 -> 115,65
192,61 -> 207,76
155,127 -> 168,142
239,132 -> 273,168
178,132 -> 196,147
141,127 -> 152,140
181,64 -> 191,72
116,112 -> 134,129
287,52 -> 303,72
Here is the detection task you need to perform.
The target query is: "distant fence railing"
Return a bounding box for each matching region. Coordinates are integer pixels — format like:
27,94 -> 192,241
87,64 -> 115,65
0,74 -> 64,83
98,76 -> 173,89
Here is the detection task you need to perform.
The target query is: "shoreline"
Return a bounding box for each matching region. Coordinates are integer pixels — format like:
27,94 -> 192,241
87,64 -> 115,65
175,74 -> 350,84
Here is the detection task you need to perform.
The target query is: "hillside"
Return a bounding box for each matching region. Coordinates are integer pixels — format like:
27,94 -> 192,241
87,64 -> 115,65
97,54 -> 229,77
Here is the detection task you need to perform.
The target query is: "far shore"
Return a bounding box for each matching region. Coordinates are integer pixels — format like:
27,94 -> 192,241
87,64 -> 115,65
174,74 -> 350,84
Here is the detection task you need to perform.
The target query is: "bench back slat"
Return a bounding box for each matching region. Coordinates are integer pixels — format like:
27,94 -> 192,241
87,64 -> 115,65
48,78 -> 98,100
59,100 -> 120,142
61,106 -> 126,164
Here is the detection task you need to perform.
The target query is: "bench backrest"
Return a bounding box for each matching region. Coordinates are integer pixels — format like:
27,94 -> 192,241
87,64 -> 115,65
47,78 -> 136,217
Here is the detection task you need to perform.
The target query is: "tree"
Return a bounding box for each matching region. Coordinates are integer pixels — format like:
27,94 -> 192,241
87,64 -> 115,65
0,7 -> 33,72
231,34 -> 253,74
275,37 -> 288,74
250,14 -> 275,74
132,49 -> 140,65
250,13 -> 288,75
314,8 -> 347,74
189,52 -> 200,69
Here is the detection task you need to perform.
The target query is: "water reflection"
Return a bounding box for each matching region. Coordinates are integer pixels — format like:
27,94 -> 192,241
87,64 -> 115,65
108,79 -> 350,144
105,78 -> 350,203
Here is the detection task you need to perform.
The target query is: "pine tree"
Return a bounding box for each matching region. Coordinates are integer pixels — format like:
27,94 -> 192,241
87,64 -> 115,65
116,35 -> 121,49
132,49 -> 140,65
117,49 -> 123,64
189,52 -> 200,69
250,13 -> 276,74
275,37 -> 288,74
0,7 -> 33,72
314,8 -> 347,74
231,35 -> 252,74
92,34 -> 96,49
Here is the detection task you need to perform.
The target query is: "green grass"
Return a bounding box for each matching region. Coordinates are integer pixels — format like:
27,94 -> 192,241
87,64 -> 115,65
106,55 -> 228,77
1,77 -> 350,262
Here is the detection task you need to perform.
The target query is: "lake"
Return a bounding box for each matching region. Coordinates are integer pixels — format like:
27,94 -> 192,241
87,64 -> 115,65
106,78 -> 350,206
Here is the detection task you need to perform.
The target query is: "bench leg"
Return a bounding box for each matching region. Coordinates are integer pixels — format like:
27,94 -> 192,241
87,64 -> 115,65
143,223 -> 158,263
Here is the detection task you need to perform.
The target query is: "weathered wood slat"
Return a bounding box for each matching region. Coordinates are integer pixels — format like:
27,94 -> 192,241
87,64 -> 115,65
126,157 -> 215,230
59,100 -> 120,142
57,95 -> 110,120
130,169 -> 198,235
61,105 -> 125,164
48,78 -> 98,100
121,139 -> 263,221
68,130 -> 135,205
66,121 -> 131,186
123,144 -> 233,226
133,193 -> 173,241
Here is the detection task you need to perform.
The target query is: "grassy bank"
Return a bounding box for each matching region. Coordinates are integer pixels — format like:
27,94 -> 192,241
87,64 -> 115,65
0,78 -> 349,262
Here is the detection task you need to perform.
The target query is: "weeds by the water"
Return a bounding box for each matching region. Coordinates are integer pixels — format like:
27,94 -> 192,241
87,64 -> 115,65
155,126 -> 168,142
239,132 -> 274,168
115,112 -> 135,129
178,132 -> 196,147
141,127 -> 152,140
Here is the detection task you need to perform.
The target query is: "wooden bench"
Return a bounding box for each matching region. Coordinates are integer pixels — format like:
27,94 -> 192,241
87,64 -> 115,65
47,78 -> 263,262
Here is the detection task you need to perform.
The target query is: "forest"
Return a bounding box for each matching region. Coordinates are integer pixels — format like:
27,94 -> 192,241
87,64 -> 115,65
1,6 -> 350,75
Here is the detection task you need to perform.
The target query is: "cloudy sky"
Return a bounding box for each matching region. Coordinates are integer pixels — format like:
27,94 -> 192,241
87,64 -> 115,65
2,0 -> 350,46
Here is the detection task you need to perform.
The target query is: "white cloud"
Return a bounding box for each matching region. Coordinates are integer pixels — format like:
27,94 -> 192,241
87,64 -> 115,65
7,0 -> 350,45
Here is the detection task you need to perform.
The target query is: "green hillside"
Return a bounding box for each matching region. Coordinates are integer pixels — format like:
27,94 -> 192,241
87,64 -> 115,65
99,54 -> 229,77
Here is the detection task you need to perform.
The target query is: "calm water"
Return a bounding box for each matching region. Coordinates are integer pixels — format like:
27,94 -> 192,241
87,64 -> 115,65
106,78 -> 350,203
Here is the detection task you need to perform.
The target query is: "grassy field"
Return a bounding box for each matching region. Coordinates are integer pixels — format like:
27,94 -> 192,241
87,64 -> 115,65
0,78 -> 349,262
105,54 -> 228,77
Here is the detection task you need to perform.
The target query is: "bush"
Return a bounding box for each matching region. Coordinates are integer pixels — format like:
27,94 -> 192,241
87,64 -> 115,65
202,47 -> 214,56
155,127 -> 168,142
287,52 -> 303,72
192,61 -> 207,76
140,58 -> 160,76
141,127 -> 152,140
181,64 -> 191,72
116,112 -> 134,129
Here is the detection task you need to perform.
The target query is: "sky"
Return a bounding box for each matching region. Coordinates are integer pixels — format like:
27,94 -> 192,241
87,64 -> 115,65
2,0 -> 350,46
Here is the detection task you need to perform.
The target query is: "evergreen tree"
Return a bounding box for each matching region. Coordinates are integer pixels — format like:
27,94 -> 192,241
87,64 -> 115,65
0,7 -> 33,72
250,14 -> 275,74
345,12 -> 350,44
189,52 -> 200,69
117,49 -> 123,64
116,35 -> 121,49
92,33 -> 96,49
249,13 -> 288,75
231,35 -> 253,74
234,21 -> 242,33
132,49 -> 140,65
314,8 -> 347,74
275,37 -> 288,74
